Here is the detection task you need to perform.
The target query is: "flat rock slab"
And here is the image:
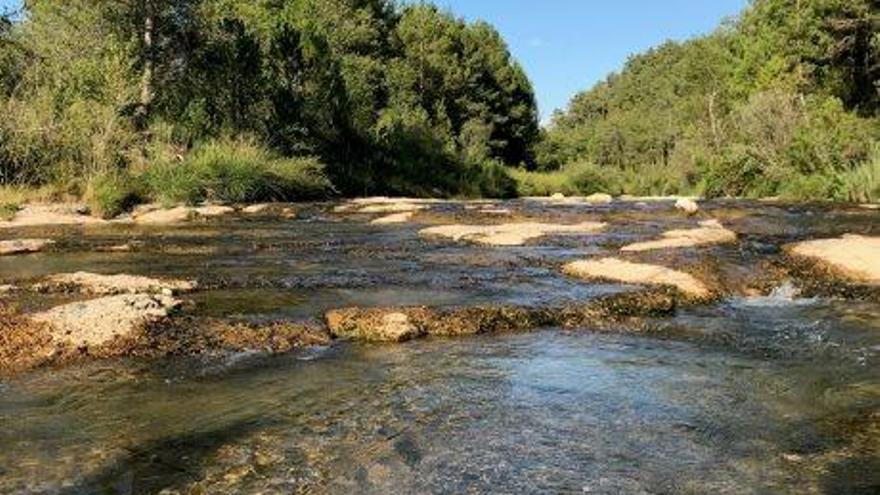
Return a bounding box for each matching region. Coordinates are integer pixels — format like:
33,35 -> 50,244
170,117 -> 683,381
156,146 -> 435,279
41,272 -> 197,295
0,239 -> 54,256
132,205 -> 235,225
32,294 -> 182,348
420,221 -> 606,246
371,211 -> 415,225
334,197 -> 441,213
0,204 -> 104,228
133,206 -> 193,225
563,257 -> 710,298
326,308 -> 427,342
621,220 -> 736,252
788,235 -> 880,284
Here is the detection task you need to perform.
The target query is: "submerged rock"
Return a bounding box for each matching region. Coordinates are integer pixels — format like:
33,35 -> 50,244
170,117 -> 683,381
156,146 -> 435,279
370,211 -> 415,225
788,235 -> 880,284
675,198 -> 700,215
31,294 -> 182,348
420,221 -> 606,246
39,272 -> 197,295
563,257 -> 711,298
0,239 -> 54,256
621,220 -> 736,252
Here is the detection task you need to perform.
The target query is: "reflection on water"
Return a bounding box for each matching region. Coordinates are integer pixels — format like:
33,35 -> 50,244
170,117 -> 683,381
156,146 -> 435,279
1,299 -> 877,494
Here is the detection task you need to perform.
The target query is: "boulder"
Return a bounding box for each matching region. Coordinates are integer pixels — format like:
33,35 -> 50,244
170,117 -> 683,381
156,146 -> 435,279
675,198 -> 700,215
584,193 -> 613,204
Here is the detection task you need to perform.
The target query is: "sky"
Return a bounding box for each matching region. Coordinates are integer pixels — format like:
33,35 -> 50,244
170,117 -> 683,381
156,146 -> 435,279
427,0 -> 748,121
1,0 -> 749,121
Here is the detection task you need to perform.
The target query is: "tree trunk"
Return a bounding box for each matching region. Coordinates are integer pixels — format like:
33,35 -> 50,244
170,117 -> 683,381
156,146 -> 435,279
136,0 -> 154,131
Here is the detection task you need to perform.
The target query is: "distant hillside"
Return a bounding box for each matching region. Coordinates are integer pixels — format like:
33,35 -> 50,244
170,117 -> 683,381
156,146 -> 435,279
538,0 -> 879,201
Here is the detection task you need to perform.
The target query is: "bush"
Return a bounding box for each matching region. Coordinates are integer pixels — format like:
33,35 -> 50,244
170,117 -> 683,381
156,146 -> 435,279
138,137 -> 335,205
139,160 -> 203,206
84,170 -> 141,219
835,145 -> 880,203
510,162 -> 618,197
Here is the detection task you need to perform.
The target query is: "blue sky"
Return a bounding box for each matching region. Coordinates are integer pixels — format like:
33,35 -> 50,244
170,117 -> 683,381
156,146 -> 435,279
428,0 -> 748,121
1,0 -> 748,120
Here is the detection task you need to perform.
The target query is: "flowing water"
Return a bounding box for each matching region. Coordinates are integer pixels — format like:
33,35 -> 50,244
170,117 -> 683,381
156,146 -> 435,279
0,200 -> 877,494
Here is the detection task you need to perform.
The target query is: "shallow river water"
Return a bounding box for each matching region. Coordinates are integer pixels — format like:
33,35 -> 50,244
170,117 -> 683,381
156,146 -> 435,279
0,200 -> 877,494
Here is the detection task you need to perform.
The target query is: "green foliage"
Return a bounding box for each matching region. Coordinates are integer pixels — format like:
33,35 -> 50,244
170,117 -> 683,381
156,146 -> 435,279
138,138 -> 334,206
85,170 -> 141,219
835,145 -> 880,203
0,0 -> 539,199
510,162 -> 619,197
543,0 -> 880,202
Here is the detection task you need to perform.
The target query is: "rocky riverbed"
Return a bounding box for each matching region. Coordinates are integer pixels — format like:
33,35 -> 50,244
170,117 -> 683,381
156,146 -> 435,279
0,197 -> 877,493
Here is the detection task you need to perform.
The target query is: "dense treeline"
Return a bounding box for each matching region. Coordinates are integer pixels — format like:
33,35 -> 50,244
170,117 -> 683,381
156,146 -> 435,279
1,0 -> 878,208
539,0 -> 880,201
0,0 -> 536,207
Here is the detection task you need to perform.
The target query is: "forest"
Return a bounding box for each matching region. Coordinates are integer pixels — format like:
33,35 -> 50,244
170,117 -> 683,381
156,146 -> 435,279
0,0 -> 878,216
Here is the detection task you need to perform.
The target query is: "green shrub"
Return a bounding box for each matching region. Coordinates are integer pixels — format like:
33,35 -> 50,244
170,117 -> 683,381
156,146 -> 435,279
138,137 -> 335,205
264,156 -> 336,200
835,145 -> 880,203
85,170 -> 141,218
510,162 -> 618,197
0,203 -> 19,221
